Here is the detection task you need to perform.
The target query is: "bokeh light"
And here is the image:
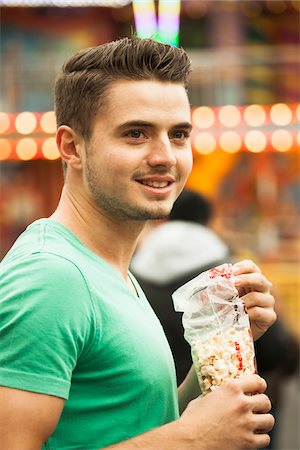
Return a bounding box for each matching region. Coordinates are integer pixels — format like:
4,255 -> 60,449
271,130 -> 293,152
0,113 -> 11,134
270,103 -> 292,126
219,131 -> 242,153
15,112 -> 37,135
244,130 -> 267,153
16,138 -> 38,160
244,105 -> 266,127
40,111 -> 56,134
42,138 -> 60,160
218,105 -> 241,128
296,104 -> 300,121
193,132 -> 216,154
192,106 -> 215,129
0,138 -> 12,160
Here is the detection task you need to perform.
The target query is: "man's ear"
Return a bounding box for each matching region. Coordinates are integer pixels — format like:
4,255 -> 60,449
56,125 -> 84,170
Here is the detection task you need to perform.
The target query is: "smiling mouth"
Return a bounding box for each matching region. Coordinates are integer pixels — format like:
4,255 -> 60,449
137,180 -> 171,188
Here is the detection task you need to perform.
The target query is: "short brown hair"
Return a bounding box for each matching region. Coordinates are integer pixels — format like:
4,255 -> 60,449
55,37 -> 192,141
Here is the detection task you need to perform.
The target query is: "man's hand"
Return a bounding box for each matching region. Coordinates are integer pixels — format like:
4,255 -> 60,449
179,374 -> 275,450
232,259 -> 276,340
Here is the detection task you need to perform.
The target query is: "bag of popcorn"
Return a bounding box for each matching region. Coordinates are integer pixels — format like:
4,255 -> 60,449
172,263 -> 256,395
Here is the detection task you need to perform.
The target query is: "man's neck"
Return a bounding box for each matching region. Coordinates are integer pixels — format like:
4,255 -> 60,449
50,186 -> 145,281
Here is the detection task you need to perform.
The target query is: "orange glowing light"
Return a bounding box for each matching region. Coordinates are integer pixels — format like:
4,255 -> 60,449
270,103 -> 292,126
40,111 -> 56,134
271,130 -> 293,152
0,138 -> 12,160
42,138 -> 60,160
296,104 -> 300,121
244,105 -> 266,127
244,130 -> 267,153
193,132 -> 216,154
219,131 -> 242,153
218,105 -> 241,128
16,138 -> 38,160
192,107 -> 215,129
0,113 -> 11,134
15,112 -> 37,135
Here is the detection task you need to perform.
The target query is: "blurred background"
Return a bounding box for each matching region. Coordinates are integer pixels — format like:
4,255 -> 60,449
0,1 -> 299,449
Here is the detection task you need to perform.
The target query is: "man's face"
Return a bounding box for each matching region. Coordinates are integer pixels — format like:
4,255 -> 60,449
83,80 -> 193,222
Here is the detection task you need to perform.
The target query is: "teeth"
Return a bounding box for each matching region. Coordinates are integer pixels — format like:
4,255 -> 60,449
140,180 -> 169,188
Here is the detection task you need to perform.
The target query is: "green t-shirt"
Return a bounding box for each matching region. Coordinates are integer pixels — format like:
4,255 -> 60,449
0,219 -> 179,450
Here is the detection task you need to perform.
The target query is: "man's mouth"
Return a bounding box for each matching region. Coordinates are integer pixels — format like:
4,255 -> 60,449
137,180 -> 171,188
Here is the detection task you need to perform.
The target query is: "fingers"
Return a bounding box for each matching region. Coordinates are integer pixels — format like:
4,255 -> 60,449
233,259 -> 262,275
232,260 -> 277,340
231,374 -> 267,395
234,272 -> 272,296
246,302 -> 277,326
241,291 -> 274,309
251,393 -> 272,414
254,413 -> 275,434
252,432 -> 272,449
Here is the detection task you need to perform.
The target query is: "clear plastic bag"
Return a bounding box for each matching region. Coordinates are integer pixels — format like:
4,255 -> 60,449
172,263 -> 256,395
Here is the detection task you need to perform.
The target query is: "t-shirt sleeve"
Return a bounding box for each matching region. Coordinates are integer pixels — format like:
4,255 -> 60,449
0,252 -> 97,399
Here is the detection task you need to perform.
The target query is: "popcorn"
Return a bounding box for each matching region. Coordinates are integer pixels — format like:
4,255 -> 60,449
172,263 -> 257,396
192,327 -> 256,396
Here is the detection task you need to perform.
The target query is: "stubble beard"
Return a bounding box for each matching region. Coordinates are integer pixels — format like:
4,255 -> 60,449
86,160 -> 174,222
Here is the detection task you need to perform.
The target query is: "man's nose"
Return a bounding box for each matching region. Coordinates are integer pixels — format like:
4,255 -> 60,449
147,136 -> 176,168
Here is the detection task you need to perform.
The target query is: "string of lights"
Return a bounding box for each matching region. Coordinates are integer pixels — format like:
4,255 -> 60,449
0,103 -> 299,161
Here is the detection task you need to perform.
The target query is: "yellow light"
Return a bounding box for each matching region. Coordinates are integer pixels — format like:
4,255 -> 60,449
270,103 -> 292,126
297,131 -> 300,147
40,111 -> 56,134
244,105 -> 266,127
192,107 -> 215,129
271,130 -> 293,152
0,113 -> 10,134
244,130 -> 267,153
42,138 -> 60,160
218,105 -> 241,128
0,138 -> 12,160
296,104 -> 300,121
16,138 -> 38,160
194,132 -> 216,154
219,131 -> 242,153
15,112 -> 37,135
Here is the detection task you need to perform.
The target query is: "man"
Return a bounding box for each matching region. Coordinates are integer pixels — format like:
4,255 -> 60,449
0,37 -> 276,450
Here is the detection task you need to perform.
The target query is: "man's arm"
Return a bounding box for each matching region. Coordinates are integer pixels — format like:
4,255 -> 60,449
1,374 -> 274,450
0,386 -> 65,450
106,374 -> 274,450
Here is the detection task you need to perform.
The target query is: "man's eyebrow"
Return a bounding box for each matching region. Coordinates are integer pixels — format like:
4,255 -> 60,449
117,121 -> 193,131
173,122 -> 193,131
117,120 -> 155,131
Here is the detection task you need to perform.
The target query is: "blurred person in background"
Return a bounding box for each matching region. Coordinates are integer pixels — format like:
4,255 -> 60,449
132,188 -> 299,449
0,37 -> 276,450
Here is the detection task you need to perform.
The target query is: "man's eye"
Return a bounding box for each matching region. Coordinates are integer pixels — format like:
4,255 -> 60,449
172,130 -> 189,140
129,130 -> 143,139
